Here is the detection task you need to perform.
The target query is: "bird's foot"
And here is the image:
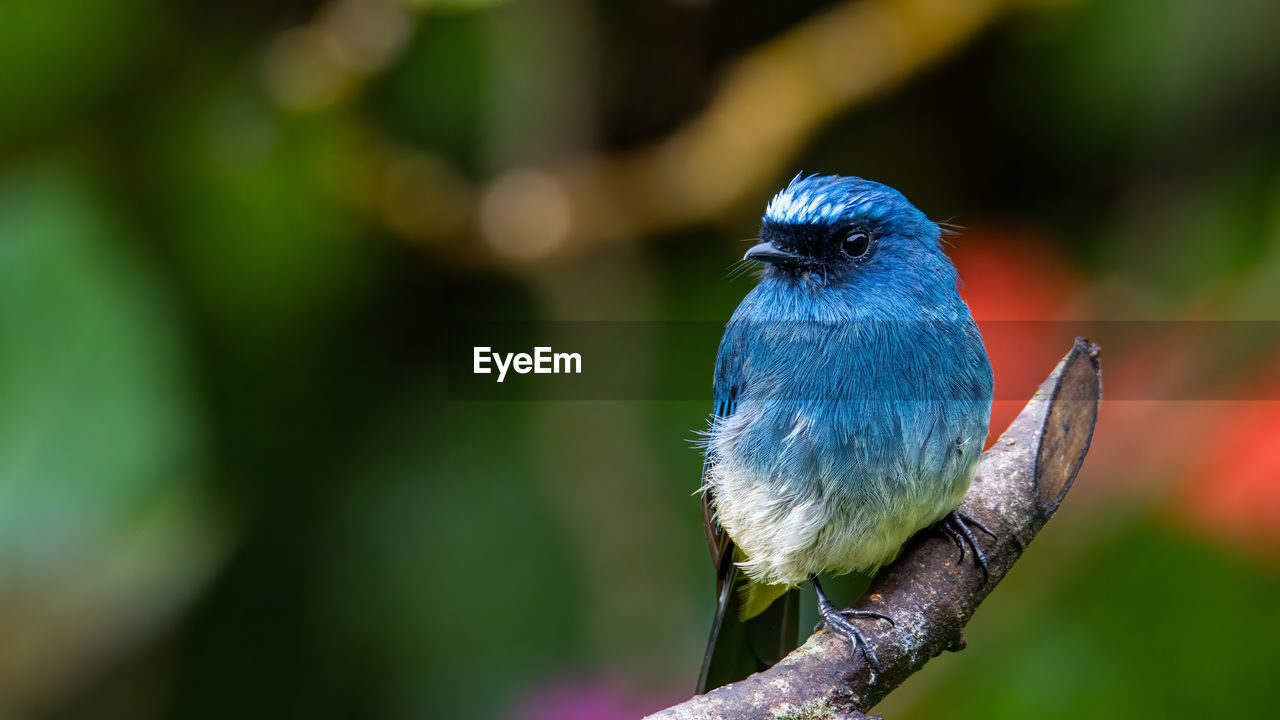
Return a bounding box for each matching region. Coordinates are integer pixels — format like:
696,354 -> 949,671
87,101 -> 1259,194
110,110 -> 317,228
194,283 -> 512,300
815,606 -> 895,674
811,576 -> 894,678
937,510 -> 996,582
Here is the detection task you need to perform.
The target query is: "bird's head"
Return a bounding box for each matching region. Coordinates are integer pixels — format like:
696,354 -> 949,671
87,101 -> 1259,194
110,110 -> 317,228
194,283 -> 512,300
747,174 -> 949,287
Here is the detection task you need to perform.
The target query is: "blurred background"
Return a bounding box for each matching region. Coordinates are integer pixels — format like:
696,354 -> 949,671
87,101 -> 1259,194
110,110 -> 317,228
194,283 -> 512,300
2,0 -> 1279,717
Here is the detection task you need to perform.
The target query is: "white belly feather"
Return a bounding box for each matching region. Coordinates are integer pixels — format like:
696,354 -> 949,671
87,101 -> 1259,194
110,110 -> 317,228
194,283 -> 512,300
708,408 -> 977,587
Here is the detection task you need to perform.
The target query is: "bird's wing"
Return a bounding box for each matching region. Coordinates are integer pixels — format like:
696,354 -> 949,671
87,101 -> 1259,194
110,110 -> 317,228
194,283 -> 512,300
696,335 -> 801,694
700,410 -> 733,578
701,343 -> 742,583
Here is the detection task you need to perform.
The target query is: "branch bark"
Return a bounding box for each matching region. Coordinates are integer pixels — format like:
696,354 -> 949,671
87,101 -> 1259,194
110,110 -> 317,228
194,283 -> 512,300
648,337 -> 1103,720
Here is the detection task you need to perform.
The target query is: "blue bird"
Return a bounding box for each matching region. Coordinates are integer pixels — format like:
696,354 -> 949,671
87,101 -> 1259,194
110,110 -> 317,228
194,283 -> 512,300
697,174 -> 994,693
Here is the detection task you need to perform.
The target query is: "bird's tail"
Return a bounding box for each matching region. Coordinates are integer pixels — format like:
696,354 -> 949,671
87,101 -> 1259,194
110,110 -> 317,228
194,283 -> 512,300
696,559 -> 799,694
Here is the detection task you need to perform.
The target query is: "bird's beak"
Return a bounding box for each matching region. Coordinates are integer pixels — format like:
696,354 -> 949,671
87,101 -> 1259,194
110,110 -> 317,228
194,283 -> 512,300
744,241 -> 805,265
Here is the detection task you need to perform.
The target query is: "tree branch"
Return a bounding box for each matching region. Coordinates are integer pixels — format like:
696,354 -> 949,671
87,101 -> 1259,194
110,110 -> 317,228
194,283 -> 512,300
648,337 -> 1103,720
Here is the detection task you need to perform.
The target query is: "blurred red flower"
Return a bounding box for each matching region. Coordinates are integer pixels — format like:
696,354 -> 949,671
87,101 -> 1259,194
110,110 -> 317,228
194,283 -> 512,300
1178,391 -> 1280,558
950,227 -> 1086,446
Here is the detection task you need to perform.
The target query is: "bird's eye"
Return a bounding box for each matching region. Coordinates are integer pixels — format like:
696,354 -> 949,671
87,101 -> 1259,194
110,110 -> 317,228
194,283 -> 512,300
843,231 -> 870,259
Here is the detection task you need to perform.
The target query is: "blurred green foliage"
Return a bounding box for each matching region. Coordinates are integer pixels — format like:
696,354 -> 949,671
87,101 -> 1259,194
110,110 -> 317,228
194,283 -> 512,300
1,0 -> 1278,719
0,166 -> 220,712
0,0 -> 155,137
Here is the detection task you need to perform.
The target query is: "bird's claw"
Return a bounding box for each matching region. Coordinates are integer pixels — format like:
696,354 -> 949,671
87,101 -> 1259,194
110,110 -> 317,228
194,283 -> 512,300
937,510 -> 995,582
816,604 -> 894,676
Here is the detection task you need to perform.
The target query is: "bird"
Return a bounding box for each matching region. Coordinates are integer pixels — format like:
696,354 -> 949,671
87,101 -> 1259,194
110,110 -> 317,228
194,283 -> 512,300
696,174 -> 994,694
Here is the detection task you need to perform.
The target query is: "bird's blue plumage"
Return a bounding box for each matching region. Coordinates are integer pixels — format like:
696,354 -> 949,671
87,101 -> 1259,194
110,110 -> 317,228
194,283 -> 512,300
703,172 -> 992,613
